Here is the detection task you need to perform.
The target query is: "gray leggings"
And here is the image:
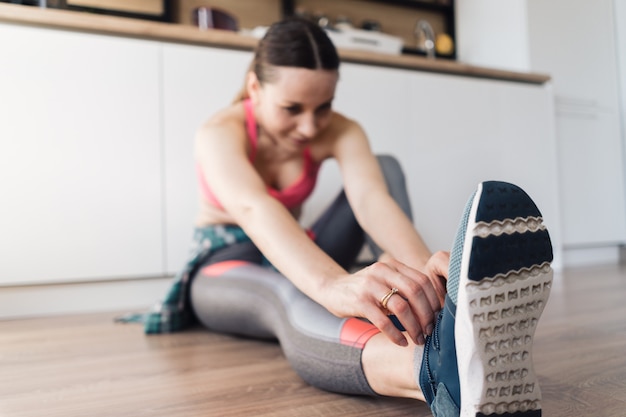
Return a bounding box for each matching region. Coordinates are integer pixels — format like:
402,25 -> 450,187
190,155 -> 413,395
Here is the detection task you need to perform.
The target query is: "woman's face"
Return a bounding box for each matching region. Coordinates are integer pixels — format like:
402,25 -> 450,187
250,66 -> 339,151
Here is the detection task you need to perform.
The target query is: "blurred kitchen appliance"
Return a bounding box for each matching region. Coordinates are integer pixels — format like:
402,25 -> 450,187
326,26 -> 403,55
65,0 -> 169,21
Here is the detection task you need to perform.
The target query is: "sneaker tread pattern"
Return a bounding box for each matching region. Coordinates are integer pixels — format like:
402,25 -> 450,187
465,181 -> 552,417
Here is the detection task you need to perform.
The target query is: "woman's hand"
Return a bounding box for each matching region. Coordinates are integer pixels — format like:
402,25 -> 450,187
322,255 -> 449,347
421,250 -> 450,307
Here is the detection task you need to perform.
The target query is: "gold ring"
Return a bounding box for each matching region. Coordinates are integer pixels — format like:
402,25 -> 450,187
380,287 -> 399,310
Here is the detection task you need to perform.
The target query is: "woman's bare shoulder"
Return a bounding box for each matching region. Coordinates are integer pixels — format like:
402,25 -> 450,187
195,102 -> 249,158
197,102 -> 247,141
322,111 -> 368,144
311,111 -> 368,160
331,111 -> 368,137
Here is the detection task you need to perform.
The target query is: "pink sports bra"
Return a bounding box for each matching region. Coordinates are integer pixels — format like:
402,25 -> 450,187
197,99 -> 321,210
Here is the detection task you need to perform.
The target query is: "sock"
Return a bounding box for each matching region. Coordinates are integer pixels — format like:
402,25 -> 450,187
413,344 -> 425,390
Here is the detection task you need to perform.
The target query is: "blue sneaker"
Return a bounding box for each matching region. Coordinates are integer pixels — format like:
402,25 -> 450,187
419,181 -> 553,417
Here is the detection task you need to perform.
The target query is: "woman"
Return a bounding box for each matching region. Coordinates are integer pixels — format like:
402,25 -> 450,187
145,18 -> 554,417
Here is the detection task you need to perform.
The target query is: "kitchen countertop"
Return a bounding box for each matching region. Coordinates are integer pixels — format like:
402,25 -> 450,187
0,3 -> 550,85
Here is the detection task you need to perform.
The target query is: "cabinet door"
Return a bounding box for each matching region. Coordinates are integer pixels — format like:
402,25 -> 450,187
556,111 -> 626,245
407,73 -> 561,254
0,24 -> 163,285
162,43 -> 252,274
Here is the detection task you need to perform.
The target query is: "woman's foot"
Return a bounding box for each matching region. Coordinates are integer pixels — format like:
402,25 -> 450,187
419,181 -> 553,417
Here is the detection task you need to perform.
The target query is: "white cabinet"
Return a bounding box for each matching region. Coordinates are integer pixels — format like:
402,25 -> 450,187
161,43 -> 252,274
305,63 -> 561,263
527,0 -> 626,247
406,74 -> 561,254
555,111 -> 625,244
0,22 -> 564,287
0,24 -> 163,285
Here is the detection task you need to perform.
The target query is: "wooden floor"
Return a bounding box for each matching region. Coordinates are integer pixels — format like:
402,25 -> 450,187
1,264 -> 625,417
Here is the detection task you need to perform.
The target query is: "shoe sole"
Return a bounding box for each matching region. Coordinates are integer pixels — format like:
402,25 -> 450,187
455,181 -> 553,417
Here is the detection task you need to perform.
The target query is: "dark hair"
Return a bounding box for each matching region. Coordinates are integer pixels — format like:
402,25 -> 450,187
234,17 -> 340,102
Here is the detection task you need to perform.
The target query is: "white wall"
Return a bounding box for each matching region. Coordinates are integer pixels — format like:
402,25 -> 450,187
456,0 -> 530,72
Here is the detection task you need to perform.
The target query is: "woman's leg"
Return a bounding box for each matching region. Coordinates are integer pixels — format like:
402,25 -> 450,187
190,257 -> 386,396
362,334 -> 426,400
189,245 -> 426,400
189,179 -> 553,417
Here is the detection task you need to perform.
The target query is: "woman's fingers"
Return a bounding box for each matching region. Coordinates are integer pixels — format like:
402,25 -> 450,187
344,257 -> 449,347
363,261 -> 440,345
422,251 -> 450,306
365,302 -> 411,347
388,259 -> 442,313
382,293 -> 425,345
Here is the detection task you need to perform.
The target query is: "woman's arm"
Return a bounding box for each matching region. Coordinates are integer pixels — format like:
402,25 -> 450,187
195,121 -> 347,307
331,119 -> 449,301
336,133 -> 432,268
196,118 -> 444,347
